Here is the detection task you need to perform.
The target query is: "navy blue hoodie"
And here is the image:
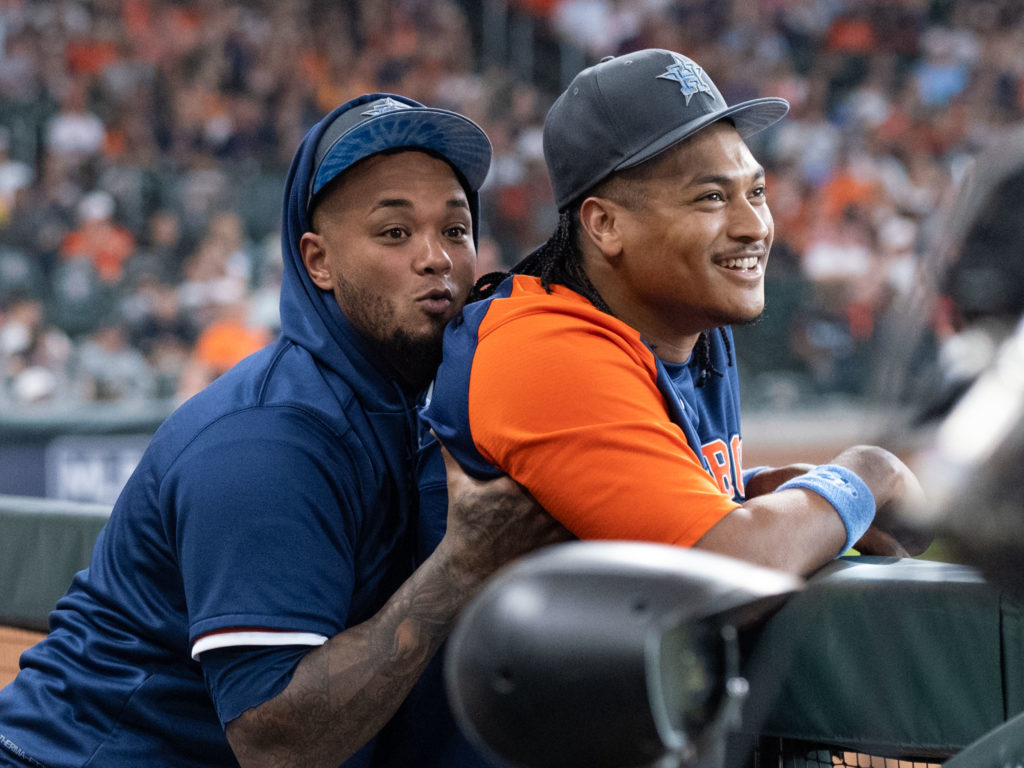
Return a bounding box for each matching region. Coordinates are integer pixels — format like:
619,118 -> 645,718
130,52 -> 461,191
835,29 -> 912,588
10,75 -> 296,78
0,96 -> 451,768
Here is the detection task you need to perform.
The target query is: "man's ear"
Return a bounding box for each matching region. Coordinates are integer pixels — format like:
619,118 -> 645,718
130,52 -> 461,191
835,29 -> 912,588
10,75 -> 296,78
578,197 -> 624,261
300,232 -> 333,290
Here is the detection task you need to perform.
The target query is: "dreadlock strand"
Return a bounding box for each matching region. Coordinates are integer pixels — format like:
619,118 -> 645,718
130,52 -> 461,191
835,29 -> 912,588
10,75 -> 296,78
536,210 -> 575,290
693,332 -> 710,387
693,329 -> 733,388
565,251 -> 615,315
533,209 -> 617,316
718,327 -> 734,368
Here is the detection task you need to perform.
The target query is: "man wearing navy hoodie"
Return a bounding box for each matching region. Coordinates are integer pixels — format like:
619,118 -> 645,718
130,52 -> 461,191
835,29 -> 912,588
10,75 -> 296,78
0,94 -> 565,768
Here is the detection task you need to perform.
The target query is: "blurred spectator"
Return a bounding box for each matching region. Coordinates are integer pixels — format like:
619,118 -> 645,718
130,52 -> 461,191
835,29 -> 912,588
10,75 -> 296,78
0,247 -> 44,305
246,229 -> 283,334
120,275 -> 198,400
175,298 -> 271,403
876,213 -> 920,302
0,294 -> 73,405
74,322 -> 154,403
550,0 -> 651,57
178,210 -> 255,328
130,207 -> 192,284
772,82 -> 842,187
48,255 -> 112,339
59,190 -> 136,284
44,74 -> 106,177
796,205 -> 880,394
913,23 -> 977,108
0,127 -> 34,227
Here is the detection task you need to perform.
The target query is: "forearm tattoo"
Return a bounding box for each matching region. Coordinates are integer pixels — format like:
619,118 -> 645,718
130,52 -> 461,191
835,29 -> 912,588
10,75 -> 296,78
228,479 -> 556,767
227,527 -> 480,767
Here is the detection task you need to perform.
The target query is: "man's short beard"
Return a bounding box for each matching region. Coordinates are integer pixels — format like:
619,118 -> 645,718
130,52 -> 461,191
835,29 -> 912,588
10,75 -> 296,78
334,272 -> 445,392
378,326 -> 444,392
730,307 -> 765,328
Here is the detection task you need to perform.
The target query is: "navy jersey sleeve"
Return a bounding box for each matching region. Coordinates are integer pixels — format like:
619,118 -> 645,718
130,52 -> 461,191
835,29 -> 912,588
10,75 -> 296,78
201,644 -> 311,724
166,406 -> 372,651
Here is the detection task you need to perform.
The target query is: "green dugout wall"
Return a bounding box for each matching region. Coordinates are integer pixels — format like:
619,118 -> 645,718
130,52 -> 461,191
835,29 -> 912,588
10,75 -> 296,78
738,557 -> 1024,763
0,494 -> 110,632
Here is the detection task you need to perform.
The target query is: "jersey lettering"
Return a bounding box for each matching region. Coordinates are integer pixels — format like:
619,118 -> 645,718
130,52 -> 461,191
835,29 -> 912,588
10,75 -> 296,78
731,434 -> 744,497
700,434 -> 743,498
701,438 -> 732,495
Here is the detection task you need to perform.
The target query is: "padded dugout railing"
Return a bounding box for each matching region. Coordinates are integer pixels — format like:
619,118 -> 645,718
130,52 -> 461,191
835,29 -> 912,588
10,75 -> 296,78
1,495 -> 1022,767
731,557 -> 1024,767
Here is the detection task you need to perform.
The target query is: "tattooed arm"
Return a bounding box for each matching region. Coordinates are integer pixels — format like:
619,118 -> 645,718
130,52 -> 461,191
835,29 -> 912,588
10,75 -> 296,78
225,448 -> 570,768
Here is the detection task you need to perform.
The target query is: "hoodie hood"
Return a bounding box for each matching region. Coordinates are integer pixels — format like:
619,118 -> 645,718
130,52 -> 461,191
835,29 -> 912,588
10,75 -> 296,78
277,93 -> 489,398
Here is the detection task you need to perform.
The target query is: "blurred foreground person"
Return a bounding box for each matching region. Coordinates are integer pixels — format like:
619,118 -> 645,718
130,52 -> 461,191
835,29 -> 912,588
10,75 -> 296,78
890,128 -> 1024,599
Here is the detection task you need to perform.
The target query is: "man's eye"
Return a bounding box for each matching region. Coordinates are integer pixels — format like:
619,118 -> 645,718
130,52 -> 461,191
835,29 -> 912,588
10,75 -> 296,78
445,225 -> 469,238
383,228 -> 406,239
702,192 -> 724,202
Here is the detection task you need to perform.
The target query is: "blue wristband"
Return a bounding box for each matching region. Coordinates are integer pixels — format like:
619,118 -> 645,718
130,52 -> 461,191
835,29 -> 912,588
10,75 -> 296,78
776,464 -> 875,554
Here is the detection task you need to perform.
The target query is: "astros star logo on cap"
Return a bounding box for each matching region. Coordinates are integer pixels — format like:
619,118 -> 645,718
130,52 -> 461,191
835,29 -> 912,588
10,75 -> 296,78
657,55 -> 713,105
361,97 -> 410,117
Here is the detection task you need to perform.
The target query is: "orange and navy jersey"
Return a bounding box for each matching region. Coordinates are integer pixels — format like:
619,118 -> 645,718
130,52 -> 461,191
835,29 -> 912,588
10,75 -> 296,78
422,274 -> 747,547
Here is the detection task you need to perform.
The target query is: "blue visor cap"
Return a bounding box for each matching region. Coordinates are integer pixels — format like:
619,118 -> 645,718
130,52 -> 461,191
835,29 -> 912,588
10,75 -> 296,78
309,95 -> 492,210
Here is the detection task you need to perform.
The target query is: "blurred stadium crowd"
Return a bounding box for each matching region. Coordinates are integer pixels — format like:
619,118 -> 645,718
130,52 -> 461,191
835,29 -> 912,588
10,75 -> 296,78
0,0 -> 1021,409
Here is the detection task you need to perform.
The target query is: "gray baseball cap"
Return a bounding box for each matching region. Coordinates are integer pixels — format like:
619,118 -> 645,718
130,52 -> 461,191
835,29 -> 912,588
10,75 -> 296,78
543,49 -> 790,211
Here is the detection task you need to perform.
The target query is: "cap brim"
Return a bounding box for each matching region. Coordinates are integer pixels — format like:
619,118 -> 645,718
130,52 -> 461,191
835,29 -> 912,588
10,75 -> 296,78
311,107 -> 492,201
616,97 -> 790,173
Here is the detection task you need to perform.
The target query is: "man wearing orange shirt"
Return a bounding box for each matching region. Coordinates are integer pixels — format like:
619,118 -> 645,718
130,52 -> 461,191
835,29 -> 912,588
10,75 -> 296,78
424,48 -> 928,576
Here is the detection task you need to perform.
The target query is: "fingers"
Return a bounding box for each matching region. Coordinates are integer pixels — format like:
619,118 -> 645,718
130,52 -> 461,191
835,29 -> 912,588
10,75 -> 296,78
432,431 -> 572,556
873,515 -> 933,556
872,467 -> 933,556
435,431 -> 528,500
433,432 -> 455,471
437,436 -> 508,493
542,519 -> 576,546
438,442 -> 461,482
853,526 -> 910,558
837,446 -> 933,557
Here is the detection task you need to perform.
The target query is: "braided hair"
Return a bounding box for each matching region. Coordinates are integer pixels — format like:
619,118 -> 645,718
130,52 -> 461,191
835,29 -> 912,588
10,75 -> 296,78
469,206 -> 733,387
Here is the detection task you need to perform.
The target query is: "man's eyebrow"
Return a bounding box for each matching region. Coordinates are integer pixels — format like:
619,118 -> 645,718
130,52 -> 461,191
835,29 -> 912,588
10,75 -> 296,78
371,197 -> 470,211
446,198 -> 471,211
372,198 -> 413,211
689,166 -> 766,187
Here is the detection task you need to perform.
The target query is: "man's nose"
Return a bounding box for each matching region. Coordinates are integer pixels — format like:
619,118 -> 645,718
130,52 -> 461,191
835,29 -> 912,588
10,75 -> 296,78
416,234 -> 453,274
729,197 -> 771,242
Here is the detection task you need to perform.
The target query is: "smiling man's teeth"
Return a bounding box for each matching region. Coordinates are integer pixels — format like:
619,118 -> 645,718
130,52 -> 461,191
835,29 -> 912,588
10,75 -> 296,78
721,256 -> 759,270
